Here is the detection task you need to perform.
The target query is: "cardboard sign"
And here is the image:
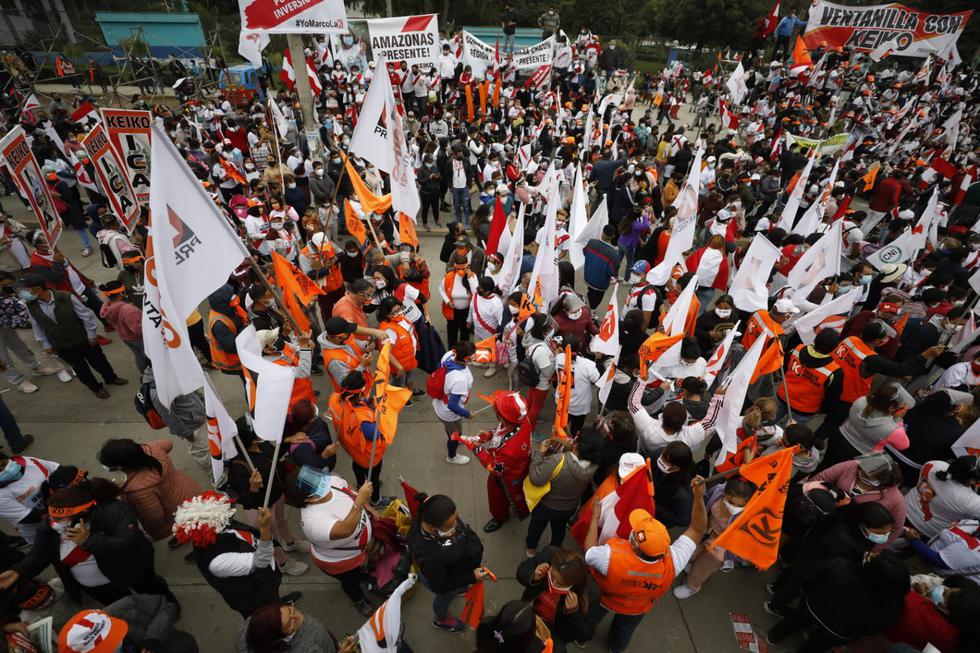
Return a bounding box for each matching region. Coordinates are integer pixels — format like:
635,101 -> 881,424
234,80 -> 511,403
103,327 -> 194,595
81,124 -> 141,233
100,108 -> 152,204
0,126 -> 62,247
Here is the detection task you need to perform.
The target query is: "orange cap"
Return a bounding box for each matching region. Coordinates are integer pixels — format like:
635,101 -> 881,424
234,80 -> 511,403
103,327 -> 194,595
629,509 -> 670,558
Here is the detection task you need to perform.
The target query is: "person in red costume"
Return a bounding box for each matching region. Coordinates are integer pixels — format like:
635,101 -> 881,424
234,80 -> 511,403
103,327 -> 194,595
459,391 -> 532,534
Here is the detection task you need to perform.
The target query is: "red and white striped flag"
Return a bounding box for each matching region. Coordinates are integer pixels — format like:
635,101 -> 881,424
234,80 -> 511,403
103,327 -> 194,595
281,49 -> 323,95
719,99 -> 740,130
69,101 -> 100,126
524,64 -> 552,90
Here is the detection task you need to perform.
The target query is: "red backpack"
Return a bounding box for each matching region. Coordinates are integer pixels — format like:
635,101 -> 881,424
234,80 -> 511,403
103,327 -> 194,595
426,361 -> 450,401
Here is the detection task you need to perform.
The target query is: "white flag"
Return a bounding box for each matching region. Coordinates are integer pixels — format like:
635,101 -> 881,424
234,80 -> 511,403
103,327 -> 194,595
793,287 -> 861,345
203,375 -> 239,486
268,98 -> 290,140
951,417 -> 980,458
572,197 -> 609,270
869,36 -> 901,62
528,168 -> 562,310
649,146 -> 703,285
567,165 -> 589,269
703,321 -> 740,387
235,325 -> 293,443
591,283 -> 620,356
942,107 -> 962,153
951,310 -> 976,355
866,230 -> 914,271
653,275 -> 698,372
729,234 -> 781,313
581,107 -> 594,155
597,354 -> 619,406
142,126 -> 249,405
970,267 -> 980,295
725,62 -> 748,105
787,221 -> 841,301
714,334 -> 768,466
349,55 -> 419,219
793,159 -> 840,236
238,29 -> 270,68
357,574 -> 417,653
491,204 -> 525,294
909,188 -> 939,257
776,154 -> 815,232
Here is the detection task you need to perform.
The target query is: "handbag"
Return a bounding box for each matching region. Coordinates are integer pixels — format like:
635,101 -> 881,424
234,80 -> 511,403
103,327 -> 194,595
523,455 -> 564,512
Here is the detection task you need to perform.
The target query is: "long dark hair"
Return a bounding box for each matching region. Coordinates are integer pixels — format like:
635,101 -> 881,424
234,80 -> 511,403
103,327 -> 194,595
475,600 -> 539,652
246,600 -> 289,652
97,439 -> 163,474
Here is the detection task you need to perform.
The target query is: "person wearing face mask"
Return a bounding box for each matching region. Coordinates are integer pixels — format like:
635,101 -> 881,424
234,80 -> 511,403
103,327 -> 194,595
317,316 -> 377,394
522,313 -> 558,427
776,327 -> 843,425
551,292 -> 597,348
206,284 -> 248,382
694,293 -> 735,355
241,599 -> 337,652
822,382 -> 915,470
516,548 -> 595,649
0,450 -> 58,543
623,261 -> 660,332
115,253 -> 145,308
808,452 -> 907,546
307,162 -> 334,208
673,476 -> 756,599
904,456 -> 980,540
897,305 -> 968,367
406,493 -> 487,633
655,337 -> 708,383
18,273 -> 126,399
933,350 -> 980,392
97,281 -> 145,373
440,254 -> 478,347
376,297 -> 421,396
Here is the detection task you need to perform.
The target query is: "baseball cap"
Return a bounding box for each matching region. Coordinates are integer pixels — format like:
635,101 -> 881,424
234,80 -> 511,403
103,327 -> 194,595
877,302 -> 900,316
59,610 -> 129,653
632,260 -> 651,276
325,317 -> 357,336
618,453 -> 645,480
628,509 -> 671,558
773,298 -> 800,315
295,465 -> 332,499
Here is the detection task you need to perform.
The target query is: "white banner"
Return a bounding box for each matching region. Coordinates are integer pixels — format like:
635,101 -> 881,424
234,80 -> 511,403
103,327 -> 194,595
793,287 -> 862,345
203,375 -> 239,486
236,325 -> 293,442
730,234 -> 782,313
649,147 -> 703,285
462,31 -> 555,77
238,0 -> 348,34
367,14 -> 440,69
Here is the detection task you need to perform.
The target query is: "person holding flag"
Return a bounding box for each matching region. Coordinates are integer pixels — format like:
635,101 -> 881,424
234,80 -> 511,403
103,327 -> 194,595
327,373 -> 388,508
206,284 -> 249,382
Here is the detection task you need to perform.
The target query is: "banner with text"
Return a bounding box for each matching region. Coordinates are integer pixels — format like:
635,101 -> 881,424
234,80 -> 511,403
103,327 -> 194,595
785,131 -> 848,154
101,109 -> 152,204
0,126 -> 63,247
804,1 -> 972,58
367,14 -> 440,69
81,124 -> 141,233
462,31 -> 555,77
238,0 -> 348,34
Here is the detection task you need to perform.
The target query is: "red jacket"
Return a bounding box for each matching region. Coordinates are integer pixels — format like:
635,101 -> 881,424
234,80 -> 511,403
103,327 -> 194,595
869,177 -> 910,212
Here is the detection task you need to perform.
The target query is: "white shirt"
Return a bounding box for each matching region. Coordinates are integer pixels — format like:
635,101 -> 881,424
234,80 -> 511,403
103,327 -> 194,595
54,522 -> 111,587
432,352 -> 473,422
470,294 -> 503,341
657,357 -> 707,382
0,458 -> 58,535
439,273 -> 477,310
905,460 -> 980,539
585,534 -> 697,576
625,282 -> 658,313
555,355 -> 601,416
632,409 -> 707,455
933,361 -> 979,390
301,476 -> 372,564
452,159 -> 467,189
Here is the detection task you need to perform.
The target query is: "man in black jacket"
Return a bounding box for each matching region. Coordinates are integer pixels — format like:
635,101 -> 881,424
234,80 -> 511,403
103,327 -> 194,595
0,485 -> 173,606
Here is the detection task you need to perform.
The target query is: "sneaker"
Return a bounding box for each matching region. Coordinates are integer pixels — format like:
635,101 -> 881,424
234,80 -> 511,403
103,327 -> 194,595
672,583 -> 700,599
482,519 -> 504,533
32,366 -> 57,376
281,591 -> 303,605
763,601 -> 789,618
446,454 -> 470,465
405,398 -> 415,407
765,583 -> 776,596
281,539 -> 310,553
411,388 -> 426,397
109,377 -> 129,386
483,366 -> 498,378
11,434 -> 34,455
15,380 -> 38,394
81,248 -> 93,257
424,223 -> 431,232
721,559 -> 735,573
353,600 -> 375,617
56,369 -> 73,383
431,618 -> 465,633
525,548 -> 537,558
280,559 -> 309,576
573,642 -> 589,649
370,496 -> 396,509
167,536 -> 182,549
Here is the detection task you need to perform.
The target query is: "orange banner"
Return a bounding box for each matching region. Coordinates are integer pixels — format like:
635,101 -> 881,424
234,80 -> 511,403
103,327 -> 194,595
465,84 -> 475,121
637,332 -> 685,379
751,338 -> 784,384
270,251 -> 323,333
555,345 -> 573,438
344,199 -> 367,246
397,212 -> 418,249
342,153 -> 393,215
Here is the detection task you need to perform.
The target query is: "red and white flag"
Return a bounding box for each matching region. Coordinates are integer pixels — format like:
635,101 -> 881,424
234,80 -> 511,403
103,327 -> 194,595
525,64 -> 552,90
649,146 -> 703,284
719,99 -> 740,130
769,127 -> 783,162
756,0 -> 781,39
952,417 -> 980,457
703,321 -> 740,387
22,94 -> 41,114
280,48 -> 322,95
591,283 -> 620,357
730,234 -> 781,313
793,287 -> 861,344
69,101 -> 100,126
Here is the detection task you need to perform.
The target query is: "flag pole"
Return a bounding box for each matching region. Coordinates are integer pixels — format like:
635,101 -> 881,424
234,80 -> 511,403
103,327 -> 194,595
267,99 -> 287,198
233,435 -> 257,472
780,372 -> 794,422
262,437 -> 282,508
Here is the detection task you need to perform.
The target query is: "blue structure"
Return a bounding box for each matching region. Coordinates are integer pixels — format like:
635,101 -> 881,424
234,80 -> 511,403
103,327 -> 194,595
218,64 -> 260,91
462,27 -> 545,48
95,12 -> 206,59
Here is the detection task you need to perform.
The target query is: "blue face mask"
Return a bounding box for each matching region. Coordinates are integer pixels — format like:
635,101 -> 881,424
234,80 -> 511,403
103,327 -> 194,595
0,461 -> 23,484
931,584 -> 946,607
322,119 -> 333,129
17,290 -> 36,302
864,528 -> 889,545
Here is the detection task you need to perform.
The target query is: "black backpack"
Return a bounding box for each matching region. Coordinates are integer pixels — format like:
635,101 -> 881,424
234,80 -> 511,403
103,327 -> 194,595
516,343 -> 543,387
134,381 -> 165,429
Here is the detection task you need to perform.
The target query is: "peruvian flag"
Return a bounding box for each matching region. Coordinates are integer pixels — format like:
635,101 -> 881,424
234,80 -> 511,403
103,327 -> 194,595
69,101 -> 100,126
754,0 -> 781,40
952,166 -> 976,207
570,460 -> 654,546
281,49 -> 323,95
69,151 -> 99,194
719,99 -> 740,130
485,198 -> 508,255
524,64 -> 552,90
831,195 -> 853,221
686,246 -> 730,290
769,127 -> 783,162
22,94 -> 41,114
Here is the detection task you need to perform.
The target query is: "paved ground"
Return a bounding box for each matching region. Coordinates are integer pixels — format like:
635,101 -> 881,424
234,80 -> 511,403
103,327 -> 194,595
0,90 -> 802,651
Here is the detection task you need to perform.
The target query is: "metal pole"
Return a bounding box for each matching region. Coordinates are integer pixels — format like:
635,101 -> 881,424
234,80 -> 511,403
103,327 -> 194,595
780,372 -> 794,423
262,438 -> 282,507
286,34 -> 322,163
244,254 -> 304,335
233,435 -> 257,472
267,98 -> 287,197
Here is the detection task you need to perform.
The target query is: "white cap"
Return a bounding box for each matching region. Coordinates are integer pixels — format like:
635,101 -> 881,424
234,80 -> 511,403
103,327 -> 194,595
773,298 -> 799,315
898,209 -> 914,220
618,453 -> 645,480
750,173 -> 761,181
707,155 -> 717,163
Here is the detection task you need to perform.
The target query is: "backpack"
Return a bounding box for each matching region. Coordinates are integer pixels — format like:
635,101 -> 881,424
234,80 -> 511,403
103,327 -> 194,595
134,381 -> 166,429
426,362 -> 450,401
516,343 -> 543,387
100,233 -> 137,269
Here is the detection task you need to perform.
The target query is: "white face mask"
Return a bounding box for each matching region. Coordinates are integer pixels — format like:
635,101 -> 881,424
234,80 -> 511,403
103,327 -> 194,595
656,456 -> 673,474
271,221 -> 284,230
715,308 -> 732,319
508,305 -> 519,315
567,309 -> 583,321
314,169 -> 324,176
287,183 -> 297,189
374,279 -> 386,289
723,500 -> 744,515
245,163 -> 255,170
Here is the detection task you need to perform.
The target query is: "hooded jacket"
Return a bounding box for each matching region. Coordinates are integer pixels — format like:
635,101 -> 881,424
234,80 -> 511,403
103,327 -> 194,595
118,441 -> 202,540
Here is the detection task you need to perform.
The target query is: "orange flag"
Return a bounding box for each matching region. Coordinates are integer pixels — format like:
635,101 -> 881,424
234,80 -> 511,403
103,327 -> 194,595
342,153 -> 393,215
893,312 -> 910,337
861,162 -> 881,191
478,80 -> 489,115
493,76 -> 502,107
792,36 -> 812,68
465,84 -> 475,121
474,335 -> 497,364
344,199 -> 367,246
750,338 -> 784,384
219,158 -> 247,185
371,342 -> 411,443
555,345 -> 573,438
710,447 -> 797,570
270,251 -> 324,333
637,331 -> 685,380
517,292 -> 536,323
785,169 -> 802,195
397,212 -> 418,249
461,581 -> 485,628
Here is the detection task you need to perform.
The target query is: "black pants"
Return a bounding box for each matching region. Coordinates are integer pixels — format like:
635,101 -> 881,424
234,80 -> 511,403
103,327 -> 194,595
773,35 -> 791,60
419,194 -> 440,225
81,287 -> 108,328
351,459 -> 383,503
569,414 -> 586,437
525,503 -> 576,550
768,600 -> 848,652
586,286 -> 606,310
83,561 -> 176,606
446,308 -> 470,347
56,342 -> 118,391
187,319 -> 212,365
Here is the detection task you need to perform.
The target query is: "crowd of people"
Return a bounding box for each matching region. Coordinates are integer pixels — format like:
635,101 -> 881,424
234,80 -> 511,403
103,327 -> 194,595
0,3 -> 977,652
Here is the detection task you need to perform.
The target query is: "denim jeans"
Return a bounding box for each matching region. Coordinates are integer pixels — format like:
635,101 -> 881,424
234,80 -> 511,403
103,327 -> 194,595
587,603 -> 645,653
502,33 -> 515,53
0,395 -> 25,450
75,227 -> 92,250
452,187 -> 471,223
420,575 -> 465,622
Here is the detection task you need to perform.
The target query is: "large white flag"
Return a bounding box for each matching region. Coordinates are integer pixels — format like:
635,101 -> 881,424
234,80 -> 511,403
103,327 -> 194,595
792,159 -> 840,236
238,29 -> 270,68
349,55 -> 420,219
703,321 -> 740,387
143,126 -> 249,406
528,168 -> 562,310
235,325 -> 293,442
909,188 -> 939,257
776,154 -> 815,232
951,310 -> 976,355
567,165 -> 589,269
787,221 -> 841,301
714,334 -> 768,466
491,204 -> 525,294
866,230 -> 914,271
729,234 -> 781,313
203,375 -> 239,485
649,146 -> 703,285
725,62 -> 748,105
952,417 -> 980,458
653,275 -> 698,371
357,574 -> 417,653
572,197 -> 609,270
793,286 -> 862,345
591,283 -> 621,356
268,98 -> 290,140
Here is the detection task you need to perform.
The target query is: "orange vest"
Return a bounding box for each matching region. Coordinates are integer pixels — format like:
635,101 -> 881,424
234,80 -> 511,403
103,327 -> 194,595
207,313 -> 241,371
321,342 -> 368,393
273,344 -> 316,410
329,393 -> 386,468
441,271 -> 473,320
742,310 -> 782,349
778,344 -> 840,414
379,317 -> 417,372
301,243 -> 344,293
832,336 -> 876,403
592,538 -> 676,615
